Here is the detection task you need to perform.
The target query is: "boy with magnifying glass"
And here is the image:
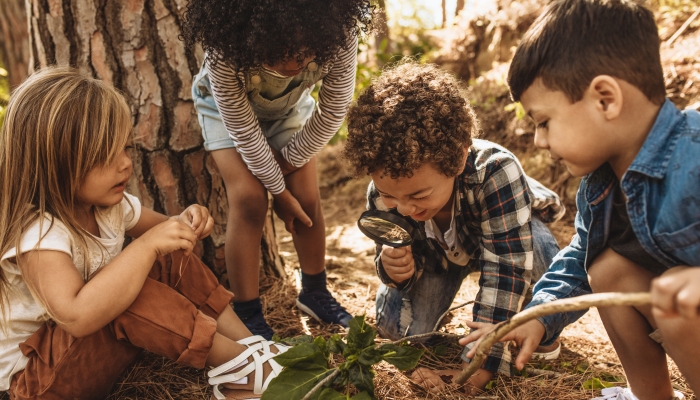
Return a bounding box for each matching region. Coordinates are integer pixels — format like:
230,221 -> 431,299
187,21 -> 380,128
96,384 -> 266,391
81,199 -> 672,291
343,60 -> 564,394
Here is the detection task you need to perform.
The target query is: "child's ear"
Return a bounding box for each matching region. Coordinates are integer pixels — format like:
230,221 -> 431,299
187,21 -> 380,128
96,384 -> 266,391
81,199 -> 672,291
586,75 -> 623,120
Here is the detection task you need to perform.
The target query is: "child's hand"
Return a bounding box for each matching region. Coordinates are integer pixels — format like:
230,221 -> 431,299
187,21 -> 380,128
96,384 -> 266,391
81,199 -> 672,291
380,245 -> 415,283
461,319 -> 546,370
273,189 -> 312,234
177,204 -> 214,239
651,266 -> 700,319
136,218 -> 198,257
411,364 -> 493,394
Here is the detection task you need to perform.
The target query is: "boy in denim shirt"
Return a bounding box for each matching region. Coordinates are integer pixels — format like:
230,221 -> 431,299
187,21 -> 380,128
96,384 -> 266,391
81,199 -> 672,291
462,0 -> 700,399
343,61 -> 564,393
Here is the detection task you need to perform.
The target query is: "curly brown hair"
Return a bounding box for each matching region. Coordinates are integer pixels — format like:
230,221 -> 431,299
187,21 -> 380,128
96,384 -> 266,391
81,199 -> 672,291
344,61 -> 478,179
181,0 -> 374,74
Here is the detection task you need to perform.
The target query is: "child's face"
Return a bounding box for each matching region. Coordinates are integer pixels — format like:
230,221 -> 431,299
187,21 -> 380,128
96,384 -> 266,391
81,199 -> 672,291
520,79 -> 615,177
76,146 -> 133,209
371,163 -> 457,222
263,53 -> 316,77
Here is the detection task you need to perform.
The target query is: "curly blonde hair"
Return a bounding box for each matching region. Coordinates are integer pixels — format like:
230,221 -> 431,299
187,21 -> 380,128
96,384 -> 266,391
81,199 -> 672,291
343,60 -> 479,179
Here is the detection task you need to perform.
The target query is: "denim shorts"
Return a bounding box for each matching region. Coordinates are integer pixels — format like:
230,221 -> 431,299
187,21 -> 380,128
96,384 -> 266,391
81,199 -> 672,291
191,71 -> 316,152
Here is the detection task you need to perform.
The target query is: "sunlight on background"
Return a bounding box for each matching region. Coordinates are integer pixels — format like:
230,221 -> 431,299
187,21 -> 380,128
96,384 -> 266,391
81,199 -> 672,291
387,0 -> 457,30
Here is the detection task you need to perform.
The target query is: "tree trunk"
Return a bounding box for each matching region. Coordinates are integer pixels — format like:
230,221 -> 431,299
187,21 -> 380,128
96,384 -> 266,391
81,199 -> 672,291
455,0 -> 465,17
441,0 -> 447,28
25,0 -> 285,282
0,0 -> 30,88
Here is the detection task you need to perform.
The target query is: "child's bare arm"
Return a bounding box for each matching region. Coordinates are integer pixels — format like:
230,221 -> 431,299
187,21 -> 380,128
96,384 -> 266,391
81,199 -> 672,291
18,219 -> 197,338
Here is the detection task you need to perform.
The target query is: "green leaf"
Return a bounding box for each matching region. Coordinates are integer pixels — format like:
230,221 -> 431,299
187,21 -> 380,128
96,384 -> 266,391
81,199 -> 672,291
485,380 -> 496,390
358,347 -> 384,366
318,388 -> 346,400
379,344 -> 424,371
273,342 -> 328,369
272,334 -> 282,343
432,344 -> 447,357
279,335 -> 314,346
348,363 -> 375,394
581,378 -> 614,390
328,334 -> 347,355
315,336 -> 329,359
347,316 -> 376,350
262,366 -> 333,400
575,361 -> 590,374
352,391 -> 375,400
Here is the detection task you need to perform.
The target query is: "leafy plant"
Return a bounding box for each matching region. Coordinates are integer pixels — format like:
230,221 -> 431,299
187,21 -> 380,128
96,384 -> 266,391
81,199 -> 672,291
582,377 -> 615,390
262,315 -> 424,400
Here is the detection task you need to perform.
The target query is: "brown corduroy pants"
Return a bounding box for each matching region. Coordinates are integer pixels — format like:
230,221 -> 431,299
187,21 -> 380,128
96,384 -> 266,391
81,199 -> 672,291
9,250 -> 234,400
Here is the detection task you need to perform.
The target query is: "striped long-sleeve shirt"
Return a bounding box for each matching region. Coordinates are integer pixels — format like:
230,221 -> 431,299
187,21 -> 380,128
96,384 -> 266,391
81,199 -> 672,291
207,38 -> 358,194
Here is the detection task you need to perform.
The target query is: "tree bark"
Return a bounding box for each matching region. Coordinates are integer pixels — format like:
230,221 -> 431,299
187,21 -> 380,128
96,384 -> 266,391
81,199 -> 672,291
455,0 -> 465,18
0,0 -> 30,88
441,0 -> 447,28
25,0 -> 285,282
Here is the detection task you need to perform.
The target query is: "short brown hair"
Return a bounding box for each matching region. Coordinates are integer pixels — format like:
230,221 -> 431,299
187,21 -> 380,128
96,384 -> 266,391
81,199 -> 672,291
343,61 -> 478,179
508,0 -> 665,104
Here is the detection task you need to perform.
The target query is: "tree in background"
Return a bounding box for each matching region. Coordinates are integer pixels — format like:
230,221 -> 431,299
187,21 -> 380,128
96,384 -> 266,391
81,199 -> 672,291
0,0 -> 29,88
20,0 -> 284,282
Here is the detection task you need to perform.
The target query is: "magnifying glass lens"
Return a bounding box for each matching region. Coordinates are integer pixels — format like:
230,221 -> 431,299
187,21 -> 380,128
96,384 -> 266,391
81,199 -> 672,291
359,217 -> 411,243
357,210 -> 415,247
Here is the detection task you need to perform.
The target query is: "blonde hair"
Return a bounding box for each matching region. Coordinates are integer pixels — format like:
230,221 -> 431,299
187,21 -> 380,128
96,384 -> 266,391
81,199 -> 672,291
0,66 -> 132,328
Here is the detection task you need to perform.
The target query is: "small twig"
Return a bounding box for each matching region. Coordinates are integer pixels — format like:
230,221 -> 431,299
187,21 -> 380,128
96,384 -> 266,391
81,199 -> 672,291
301,369 -> 340,400
385,331 -> 463,346
666,7 -> 700,46
454,292 -> 651,385
525,367 -> 564,379
432,301 -> 476,332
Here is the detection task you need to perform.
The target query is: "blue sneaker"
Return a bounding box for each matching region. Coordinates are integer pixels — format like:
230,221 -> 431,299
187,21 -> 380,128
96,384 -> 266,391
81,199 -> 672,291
296,289 -> 352,327
237,307 -> 274,340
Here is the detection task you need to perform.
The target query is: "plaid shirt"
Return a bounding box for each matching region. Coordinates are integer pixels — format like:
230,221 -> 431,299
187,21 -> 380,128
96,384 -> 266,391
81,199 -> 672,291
367,139 -> 565,375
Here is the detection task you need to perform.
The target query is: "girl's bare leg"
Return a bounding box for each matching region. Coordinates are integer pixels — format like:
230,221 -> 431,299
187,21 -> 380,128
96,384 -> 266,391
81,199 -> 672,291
284,156 -> 325,275
587,248 -> 675,400
210,148 -> 269,301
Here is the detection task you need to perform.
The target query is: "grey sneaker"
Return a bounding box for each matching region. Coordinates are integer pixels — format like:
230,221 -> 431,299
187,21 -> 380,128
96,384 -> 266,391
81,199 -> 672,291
296,289 -> 352,327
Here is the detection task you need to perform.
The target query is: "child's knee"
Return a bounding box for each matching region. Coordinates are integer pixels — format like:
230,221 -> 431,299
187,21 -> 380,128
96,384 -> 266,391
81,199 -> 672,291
227,190 -> 269,222
587,248 -> 650,293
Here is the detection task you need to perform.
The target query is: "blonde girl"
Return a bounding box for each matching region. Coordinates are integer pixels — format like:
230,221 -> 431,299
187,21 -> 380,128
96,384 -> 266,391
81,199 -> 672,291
0,67 -> 288,400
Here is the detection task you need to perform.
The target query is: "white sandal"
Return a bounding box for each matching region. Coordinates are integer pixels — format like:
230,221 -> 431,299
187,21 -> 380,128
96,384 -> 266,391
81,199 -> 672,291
208,338 -> 289,400
592,386 -> 685,400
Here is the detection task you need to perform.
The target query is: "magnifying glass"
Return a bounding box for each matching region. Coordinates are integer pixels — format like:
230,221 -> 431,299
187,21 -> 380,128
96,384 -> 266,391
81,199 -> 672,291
357,209 -> 418,248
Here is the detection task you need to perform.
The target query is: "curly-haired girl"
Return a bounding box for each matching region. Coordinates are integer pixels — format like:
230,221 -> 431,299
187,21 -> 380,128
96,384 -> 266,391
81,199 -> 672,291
343,60 -> 565,394
0,67 -> 289,400
181,0 -> 373,339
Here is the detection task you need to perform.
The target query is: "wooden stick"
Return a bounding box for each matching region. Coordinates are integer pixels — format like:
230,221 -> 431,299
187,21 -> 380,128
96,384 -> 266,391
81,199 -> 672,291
666,7 -> 700,46
454,292 -> 651,385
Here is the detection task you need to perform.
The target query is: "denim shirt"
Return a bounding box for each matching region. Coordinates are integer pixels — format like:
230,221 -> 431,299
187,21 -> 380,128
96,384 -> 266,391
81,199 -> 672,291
527,99 -> 700,345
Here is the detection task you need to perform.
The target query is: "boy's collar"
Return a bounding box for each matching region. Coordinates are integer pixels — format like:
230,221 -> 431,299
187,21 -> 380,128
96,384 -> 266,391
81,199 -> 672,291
625,99 -> 683,179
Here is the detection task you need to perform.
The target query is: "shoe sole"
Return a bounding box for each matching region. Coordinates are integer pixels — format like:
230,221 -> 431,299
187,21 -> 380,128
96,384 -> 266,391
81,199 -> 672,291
296,299 -> 325,324
531,343 -> 561,360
